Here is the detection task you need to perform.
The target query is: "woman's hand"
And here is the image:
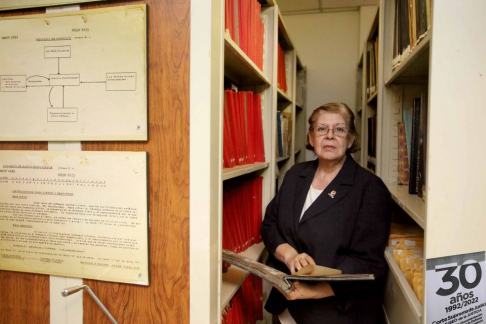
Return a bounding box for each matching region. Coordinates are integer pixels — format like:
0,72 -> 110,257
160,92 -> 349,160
286,253 -> 316,274
274,243 -> 316,274
275,281 -> 335,300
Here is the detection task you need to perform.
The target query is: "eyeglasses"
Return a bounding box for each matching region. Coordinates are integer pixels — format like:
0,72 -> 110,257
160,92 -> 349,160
312,125 -> 349,137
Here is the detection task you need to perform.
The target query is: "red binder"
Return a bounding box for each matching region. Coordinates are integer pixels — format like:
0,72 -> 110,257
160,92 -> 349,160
253,94 -> 265,162
223,92 -> 237,168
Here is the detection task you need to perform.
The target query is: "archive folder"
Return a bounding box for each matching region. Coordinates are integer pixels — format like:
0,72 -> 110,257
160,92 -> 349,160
223,250 -> 374,293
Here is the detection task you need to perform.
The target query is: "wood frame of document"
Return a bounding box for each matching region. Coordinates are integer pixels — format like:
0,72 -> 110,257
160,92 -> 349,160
0,5 -> 148,141
0,150 -> 149,285
0,0 -> 108,11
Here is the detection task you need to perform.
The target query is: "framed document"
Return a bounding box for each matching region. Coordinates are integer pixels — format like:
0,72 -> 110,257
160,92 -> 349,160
0,5 -> 147,141
1,0 -> 107,11
0,150 -> 149,285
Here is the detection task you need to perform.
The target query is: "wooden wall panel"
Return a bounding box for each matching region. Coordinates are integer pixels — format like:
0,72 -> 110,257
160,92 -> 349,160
0,0 -> 190,323
0,272 -> 50,324
80,0 -> 190,323
0,142 -> 50,324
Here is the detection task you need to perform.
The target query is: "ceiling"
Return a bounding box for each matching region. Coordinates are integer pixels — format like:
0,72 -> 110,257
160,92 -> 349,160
277,0 -> 378,15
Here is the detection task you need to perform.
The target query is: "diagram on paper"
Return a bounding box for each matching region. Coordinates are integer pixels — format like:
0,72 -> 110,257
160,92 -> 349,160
1,46 -> 137,123
0,5 -> 147,141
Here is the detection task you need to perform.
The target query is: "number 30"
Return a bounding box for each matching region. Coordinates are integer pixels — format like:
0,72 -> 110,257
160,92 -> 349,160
436,263 -> 482,296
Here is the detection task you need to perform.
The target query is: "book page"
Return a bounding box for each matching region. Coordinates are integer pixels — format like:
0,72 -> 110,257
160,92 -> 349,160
0,150 -> 149,285
223,249 -> 292,292
0,5 -> 147,140
294,264 -> 342,277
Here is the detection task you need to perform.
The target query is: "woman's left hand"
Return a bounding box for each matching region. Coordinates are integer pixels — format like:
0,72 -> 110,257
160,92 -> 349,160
275,281 -> 335,300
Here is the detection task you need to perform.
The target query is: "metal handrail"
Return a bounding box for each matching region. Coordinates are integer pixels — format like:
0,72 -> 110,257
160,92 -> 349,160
61,285 -> 119,324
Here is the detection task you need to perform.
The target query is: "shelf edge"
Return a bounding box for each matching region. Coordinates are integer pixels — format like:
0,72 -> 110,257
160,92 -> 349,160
384,248 -> 423,323
222,162 -> 269,181
221,242 -> 265,309
224,33 -> 271,85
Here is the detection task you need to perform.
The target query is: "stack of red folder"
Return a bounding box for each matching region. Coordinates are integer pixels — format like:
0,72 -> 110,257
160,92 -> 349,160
224,0 -> 265,70
222,176 -> 263,255
277,43 -> 288,93
221,274 -> 263,324
223,90 -> 265,169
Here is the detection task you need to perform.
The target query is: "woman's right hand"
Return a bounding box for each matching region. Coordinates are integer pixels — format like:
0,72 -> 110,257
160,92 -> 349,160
275,243 -> 316,274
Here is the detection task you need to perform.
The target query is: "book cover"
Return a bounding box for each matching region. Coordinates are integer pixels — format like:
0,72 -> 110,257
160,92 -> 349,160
397,122 -> 410,185
276,111 -> 283,158
418,92 -> 428,198
253,94 -> 265,162
416,0 -> 428,41
409,98 -> 421,194
403,107 -> 412,163
399,0 -> 411,56
244,92 -> 255,164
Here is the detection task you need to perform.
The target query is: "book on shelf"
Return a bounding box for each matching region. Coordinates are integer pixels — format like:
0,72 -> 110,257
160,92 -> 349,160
222,177 -> 263,272
281,110 -> 292,157
243,92 -> 254,164
399,0 -> 411,61
223,89 -> 265,169
366,49 -> 371,95
253,94 -> 265,163
374,37 -> 379,90
366,36 -> 379,98
295,69 -> 306,107
276,111 -> 283,158
224,92 -> 237,168
367,115 -> 377,172
223,250 -> 374,293
403,107 -> 412,163
281,114 -> 288,157
222,274 -> 263,323
417,92 -> 428,199
275,110 -> 292,159
408,97 -> 421,194
277,43 -> 288,93
224,0 -> 264,70
397,122 -> 410,185
393,0 -> 430,69
369,44 -> 376,95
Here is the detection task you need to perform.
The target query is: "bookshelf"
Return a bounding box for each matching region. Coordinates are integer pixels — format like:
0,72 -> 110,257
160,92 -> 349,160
365,1 -> 486,323
294,55 -> 306,164
384,248 -> 423,323
359,6 -> 380,174
275,10 -> 299,190
221,242 -> 265,309
196,2 -> 308,322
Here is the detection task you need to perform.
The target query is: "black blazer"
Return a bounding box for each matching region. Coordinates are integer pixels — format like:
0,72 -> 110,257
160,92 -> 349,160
261,155 -> 391,324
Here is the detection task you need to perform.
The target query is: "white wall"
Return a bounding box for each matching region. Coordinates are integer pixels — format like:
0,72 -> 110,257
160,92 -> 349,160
283,11 -> 360,161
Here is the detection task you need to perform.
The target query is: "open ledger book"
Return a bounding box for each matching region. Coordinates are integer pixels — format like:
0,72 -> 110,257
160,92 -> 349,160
223,249 -> 374,292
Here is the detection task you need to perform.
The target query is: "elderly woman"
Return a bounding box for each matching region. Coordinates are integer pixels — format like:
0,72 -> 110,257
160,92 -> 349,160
261,103 -> 391,324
